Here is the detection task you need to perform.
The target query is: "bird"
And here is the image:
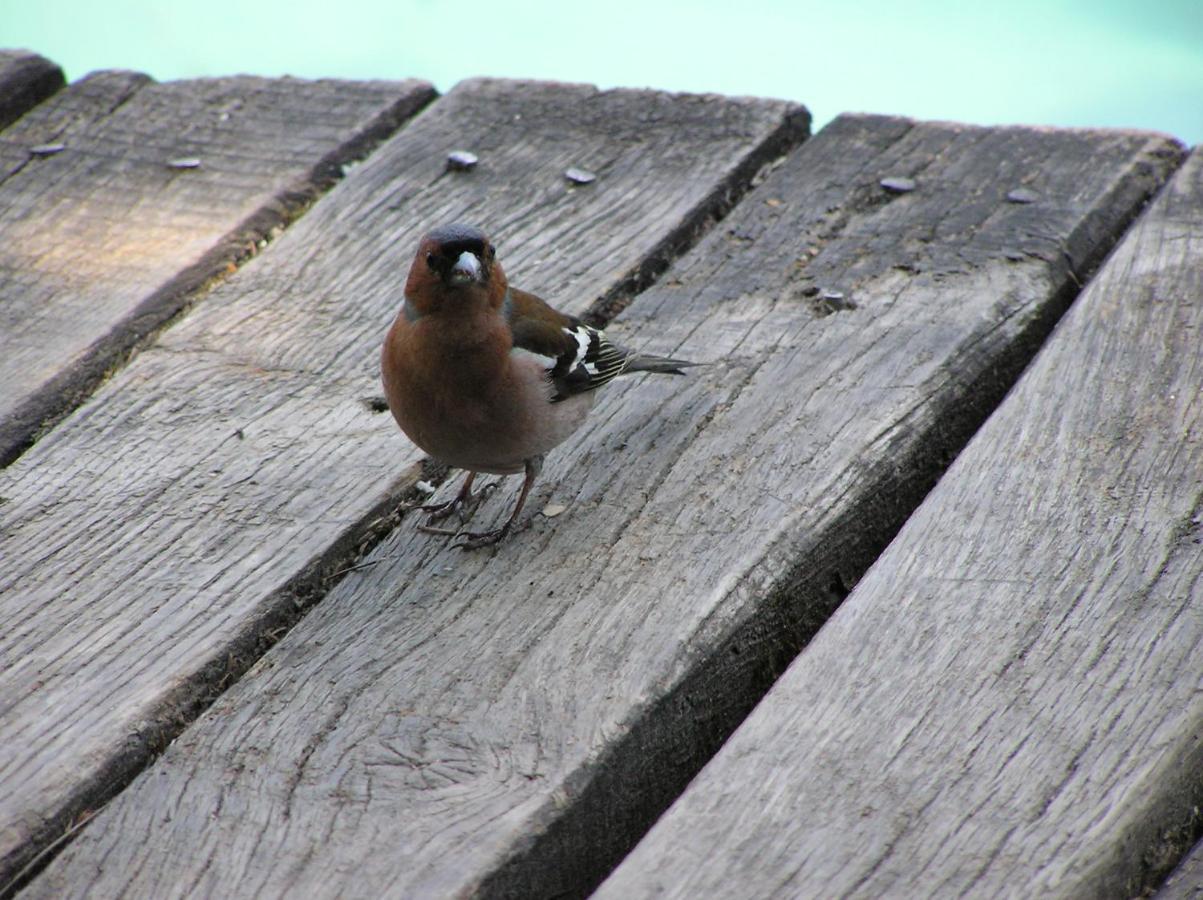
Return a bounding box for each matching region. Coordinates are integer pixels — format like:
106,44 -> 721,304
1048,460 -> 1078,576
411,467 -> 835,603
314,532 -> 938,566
381,223 -> 695,549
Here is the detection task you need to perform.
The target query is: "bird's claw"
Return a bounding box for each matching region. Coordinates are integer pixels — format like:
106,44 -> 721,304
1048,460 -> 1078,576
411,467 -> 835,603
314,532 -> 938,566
413,481 -> 499,525
421,498 -> 466,524
451,526 -> 510,551
416,522 -> 461,536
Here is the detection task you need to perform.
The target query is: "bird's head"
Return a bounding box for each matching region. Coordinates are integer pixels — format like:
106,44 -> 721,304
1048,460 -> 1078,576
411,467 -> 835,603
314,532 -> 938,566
404,223 -> 507,316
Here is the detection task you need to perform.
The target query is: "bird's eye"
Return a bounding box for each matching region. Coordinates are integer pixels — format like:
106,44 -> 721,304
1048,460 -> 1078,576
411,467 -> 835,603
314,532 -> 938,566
426,252 -> 437,269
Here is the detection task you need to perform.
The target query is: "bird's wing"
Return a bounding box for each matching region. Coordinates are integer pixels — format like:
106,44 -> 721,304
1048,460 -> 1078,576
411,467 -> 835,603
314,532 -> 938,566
504,288 -> 633,401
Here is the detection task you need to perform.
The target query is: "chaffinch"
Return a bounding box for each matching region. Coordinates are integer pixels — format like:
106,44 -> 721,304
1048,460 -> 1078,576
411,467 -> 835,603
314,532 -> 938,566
381,223 -> 694,548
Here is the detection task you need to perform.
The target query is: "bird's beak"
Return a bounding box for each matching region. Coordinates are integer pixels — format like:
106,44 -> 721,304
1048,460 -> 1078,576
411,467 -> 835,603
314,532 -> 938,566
448,250 -> 483,285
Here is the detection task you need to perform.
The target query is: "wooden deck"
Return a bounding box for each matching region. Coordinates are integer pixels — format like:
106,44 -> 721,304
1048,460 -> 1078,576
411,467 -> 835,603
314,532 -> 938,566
0,48 -> 1199,898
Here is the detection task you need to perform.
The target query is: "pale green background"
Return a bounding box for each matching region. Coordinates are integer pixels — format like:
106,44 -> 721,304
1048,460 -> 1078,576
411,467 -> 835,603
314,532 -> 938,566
3,0 -> 1200,143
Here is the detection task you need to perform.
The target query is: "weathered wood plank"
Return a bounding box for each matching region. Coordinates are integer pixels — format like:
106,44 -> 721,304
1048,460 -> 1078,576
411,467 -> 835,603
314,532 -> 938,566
1158,836 -> 1203,899
0,70 -> 149,182
24,117 -> 1181,899
598,146 -> 1203,899
0,79 -> 806,890
0,50 -> 64,130
0,70 -> 435,466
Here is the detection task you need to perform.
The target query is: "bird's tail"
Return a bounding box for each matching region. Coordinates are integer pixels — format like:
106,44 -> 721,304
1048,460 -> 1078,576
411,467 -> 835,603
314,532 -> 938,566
623,353 -> 700,377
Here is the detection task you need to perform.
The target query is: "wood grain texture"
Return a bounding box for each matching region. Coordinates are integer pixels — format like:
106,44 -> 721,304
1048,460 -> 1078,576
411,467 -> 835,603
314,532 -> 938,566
0,50 -> 64,130
24,117 -> 1181,900
598,146 -> 1203,900
1158,837 -> 1203,899
0,79 -> 806,891
0,70 -> 435,466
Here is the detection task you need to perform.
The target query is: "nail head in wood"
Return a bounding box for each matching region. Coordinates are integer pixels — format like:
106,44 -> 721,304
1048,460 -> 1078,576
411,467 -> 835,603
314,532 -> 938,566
880,175 -> 916,193
446,150 -> 478,171
565,167 -> 597,185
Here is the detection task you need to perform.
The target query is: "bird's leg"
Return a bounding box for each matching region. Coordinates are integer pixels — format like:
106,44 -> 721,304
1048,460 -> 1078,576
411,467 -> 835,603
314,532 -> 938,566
415,471 -> 497,534
454,456 -> 543,550
420,471 -> 476,521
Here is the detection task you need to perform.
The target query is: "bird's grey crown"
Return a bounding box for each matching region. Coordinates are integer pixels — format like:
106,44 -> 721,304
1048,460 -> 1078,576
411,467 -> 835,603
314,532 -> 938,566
426,223 -> 488,261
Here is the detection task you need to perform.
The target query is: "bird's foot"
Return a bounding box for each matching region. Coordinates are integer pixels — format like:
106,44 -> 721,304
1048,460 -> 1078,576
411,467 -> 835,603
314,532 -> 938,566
414,481 -> 498,525
451,524 -> 512,551
415,521 -> 461,536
